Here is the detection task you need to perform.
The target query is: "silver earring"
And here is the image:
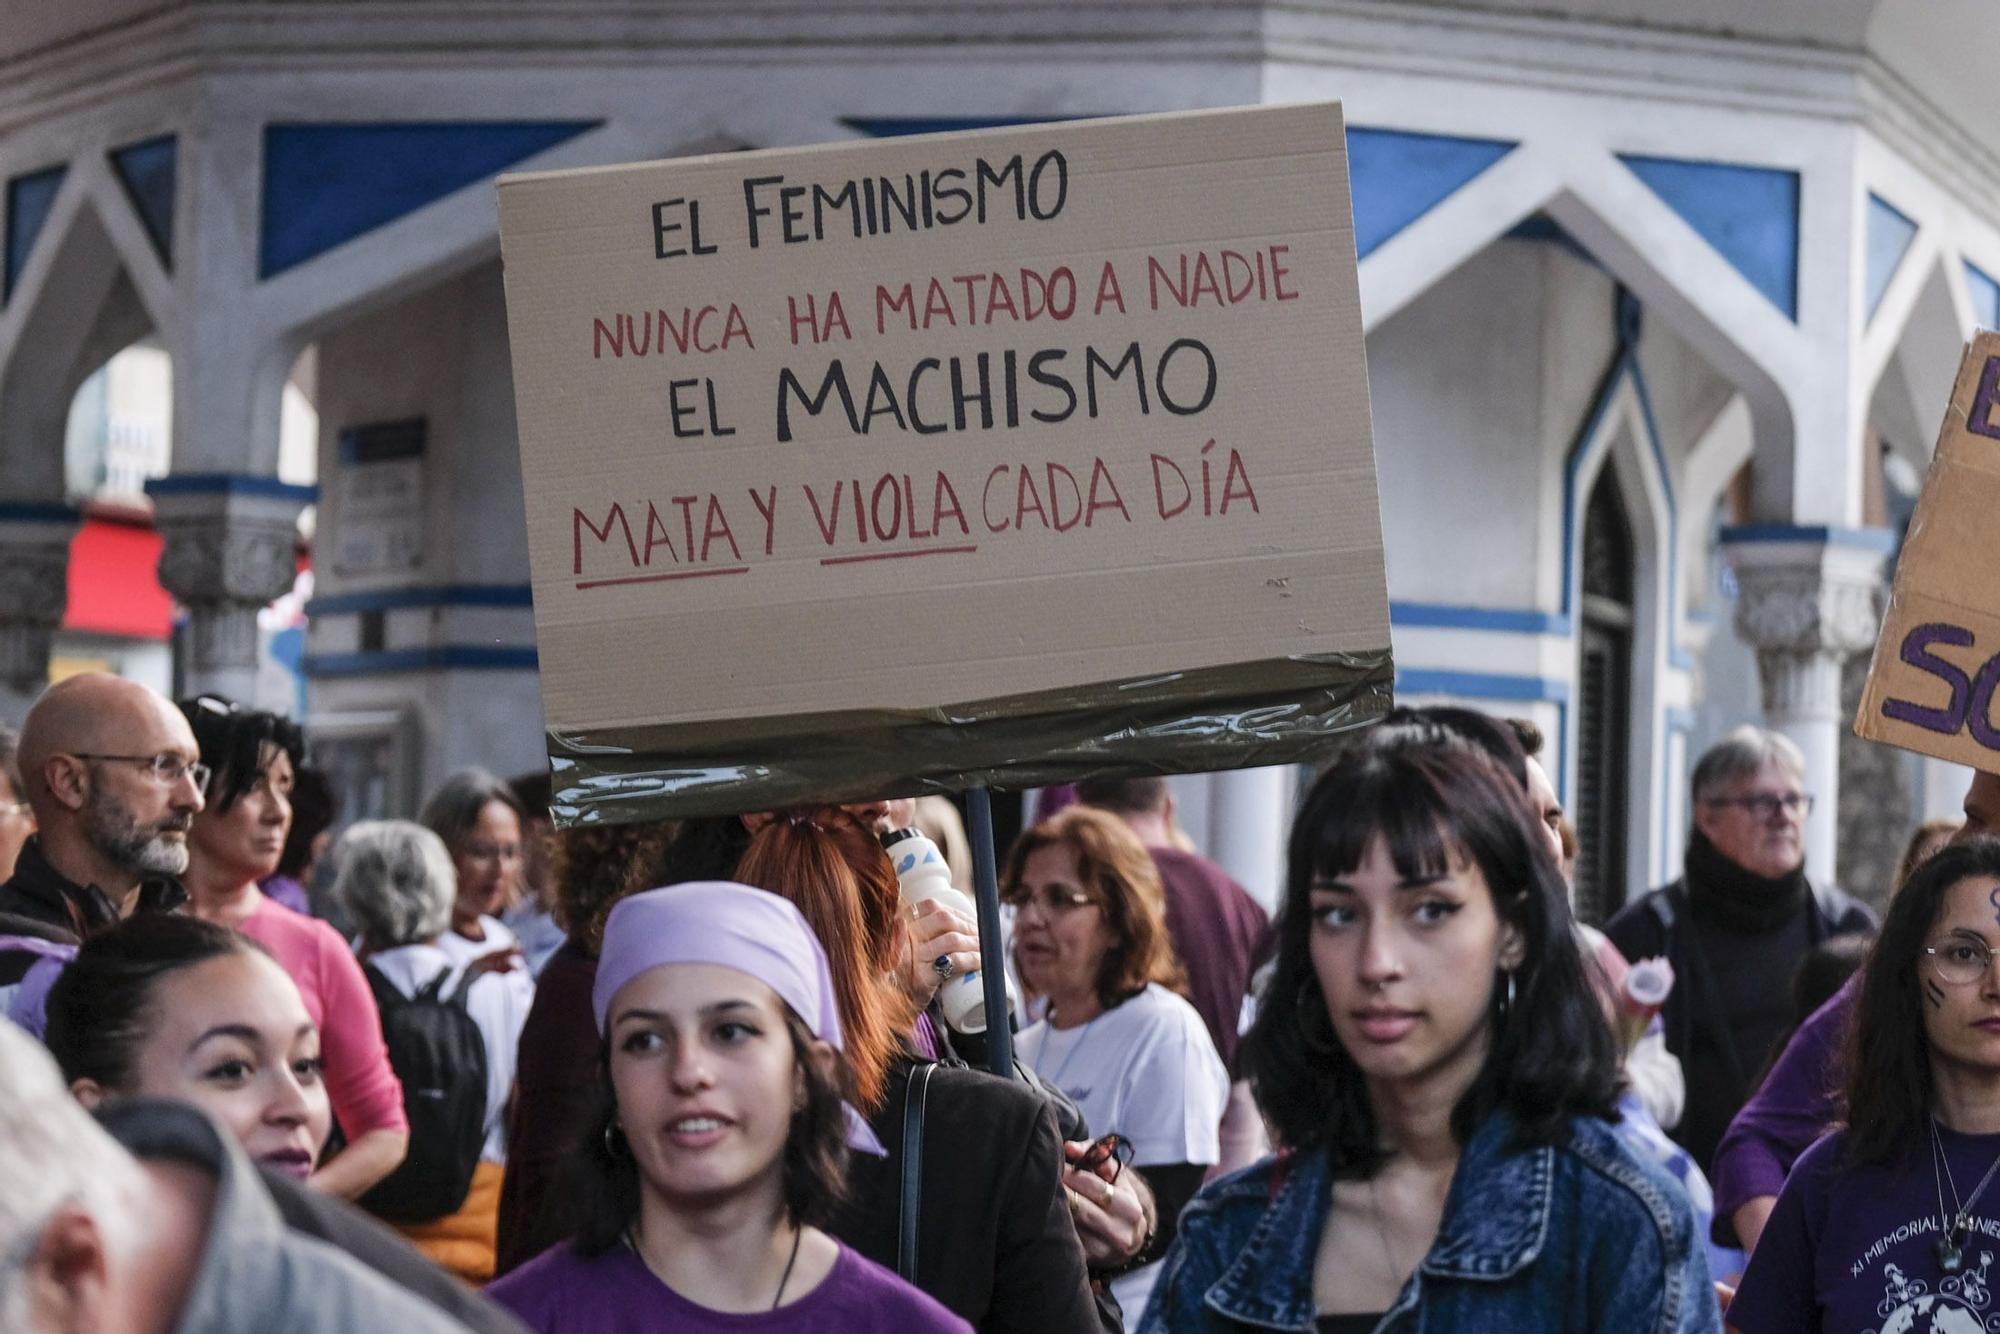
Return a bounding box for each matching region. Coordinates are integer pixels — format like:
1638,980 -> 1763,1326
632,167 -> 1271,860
1498,969 -> 1517,1021
604,1121 -> 626,1158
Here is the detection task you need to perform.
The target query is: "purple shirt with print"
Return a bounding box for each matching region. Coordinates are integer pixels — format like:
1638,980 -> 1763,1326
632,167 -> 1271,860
1730,1122 -> 2000,1332
488,1239 -> 970,1334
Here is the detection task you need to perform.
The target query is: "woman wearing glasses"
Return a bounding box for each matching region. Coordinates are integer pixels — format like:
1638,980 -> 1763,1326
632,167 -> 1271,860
1727,838 -> 2000,1331
177,696 -> 409,1200
1142,743 -> 1717,1333
1007,805 -> 1230,1319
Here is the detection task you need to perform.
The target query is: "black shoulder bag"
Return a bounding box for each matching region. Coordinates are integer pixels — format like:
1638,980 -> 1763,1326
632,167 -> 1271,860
898,1061 -> 938,1282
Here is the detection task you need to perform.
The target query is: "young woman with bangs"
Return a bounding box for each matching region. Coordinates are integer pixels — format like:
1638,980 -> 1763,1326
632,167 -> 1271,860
1142,744 -> 1718,1333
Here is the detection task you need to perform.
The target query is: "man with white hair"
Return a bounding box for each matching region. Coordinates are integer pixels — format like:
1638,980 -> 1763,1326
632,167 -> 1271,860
1606,725 -> 1876,1174
0,1015 -> 476,1332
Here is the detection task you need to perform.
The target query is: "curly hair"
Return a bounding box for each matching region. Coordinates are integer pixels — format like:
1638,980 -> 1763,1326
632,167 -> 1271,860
550,820 -> 677,953
1003,804 -> 1187,1010
1240,744 -> 1620,1176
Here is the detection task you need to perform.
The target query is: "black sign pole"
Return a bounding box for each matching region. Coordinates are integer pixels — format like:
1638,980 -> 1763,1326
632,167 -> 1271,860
966,786 -> 1014,1077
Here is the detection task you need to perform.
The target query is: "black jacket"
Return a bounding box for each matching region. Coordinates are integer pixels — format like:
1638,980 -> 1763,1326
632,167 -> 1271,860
1605,872 -> 1875,1170
0,836 -> 185,935
835,1055 -> 1105,1334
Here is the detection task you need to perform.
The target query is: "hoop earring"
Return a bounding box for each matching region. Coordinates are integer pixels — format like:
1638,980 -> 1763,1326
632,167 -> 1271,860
1497,969 -> 1517,1023
604,1121 -> 627,1159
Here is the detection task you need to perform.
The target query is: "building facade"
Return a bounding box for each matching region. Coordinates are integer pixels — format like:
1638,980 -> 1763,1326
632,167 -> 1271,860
0,0 -> 1987,906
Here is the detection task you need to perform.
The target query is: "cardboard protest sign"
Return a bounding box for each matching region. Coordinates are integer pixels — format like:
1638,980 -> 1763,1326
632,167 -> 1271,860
496,104 -> 1389,824
1857,330 -> 2000,772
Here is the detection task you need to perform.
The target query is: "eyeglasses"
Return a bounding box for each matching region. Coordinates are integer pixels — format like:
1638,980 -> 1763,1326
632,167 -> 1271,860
1001,885 -> 1099,915
1705,792 -> 1814,820
1926,938 -> 2000,986
68,753 -> 211,791
1074,1133 -> 1135,1184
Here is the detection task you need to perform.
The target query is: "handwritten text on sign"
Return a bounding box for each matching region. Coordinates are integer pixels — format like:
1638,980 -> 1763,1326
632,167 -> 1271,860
1859,333 -> 2000,771
498,106 -> 1385,736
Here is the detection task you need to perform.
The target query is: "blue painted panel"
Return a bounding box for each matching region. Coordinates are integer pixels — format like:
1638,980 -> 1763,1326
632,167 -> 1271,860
1718,523 -> 1897,552
307,584 -> 534,616
1389,601 -> 1572,635
145,473 -> 319,503
1503,212 -> 1600,268
110,136 -> 176,270
1968,261 -> 2000,331
304,646 -> 540,677
0,500 -> 79,523
1618,154 -> 1799,319
1395,668 -> 1570,704
1346,128 -> 1514,260
260,121 -> 600,278
842,116 -> 1079,138
5,164 -> 66,301
1865,193 -> 1916,321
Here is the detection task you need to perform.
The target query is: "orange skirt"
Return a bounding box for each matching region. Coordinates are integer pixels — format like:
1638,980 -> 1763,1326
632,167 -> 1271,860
396,1158 -> 505,1283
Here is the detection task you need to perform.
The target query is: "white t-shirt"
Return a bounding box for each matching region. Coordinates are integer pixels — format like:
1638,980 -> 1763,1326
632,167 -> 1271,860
366,937 -> 534,1164
1016,982 -> 1229,1317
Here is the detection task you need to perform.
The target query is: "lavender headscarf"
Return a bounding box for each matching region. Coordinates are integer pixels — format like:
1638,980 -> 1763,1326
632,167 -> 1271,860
592,881 -> 885,1156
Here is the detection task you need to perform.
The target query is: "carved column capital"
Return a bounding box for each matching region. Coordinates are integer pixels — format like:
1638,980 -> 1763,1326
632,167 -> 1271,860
0,513 -> 79,698
1723,534 -> 1892,725
148,483 -> 310,689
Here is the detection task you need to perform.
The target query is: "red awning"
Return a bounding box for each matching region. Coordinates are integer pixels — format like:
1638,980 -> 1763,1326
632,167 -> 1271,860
64,511 -> 173,641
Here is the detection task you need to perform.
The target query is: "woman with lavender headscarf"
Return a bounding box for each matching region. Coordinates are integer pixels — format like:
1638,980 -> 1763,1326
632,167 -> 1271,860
487,882 -> 968,1332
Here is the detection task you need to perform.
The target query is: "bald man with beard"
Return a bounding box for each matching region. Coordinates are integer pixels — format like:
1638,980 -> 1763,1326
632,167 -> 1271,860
0,674 -> 204,935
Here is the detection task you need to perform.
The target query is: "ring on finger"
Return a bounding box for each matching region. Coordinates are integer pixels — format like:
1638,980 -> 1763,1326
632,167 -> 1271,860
932,954 -> 956,981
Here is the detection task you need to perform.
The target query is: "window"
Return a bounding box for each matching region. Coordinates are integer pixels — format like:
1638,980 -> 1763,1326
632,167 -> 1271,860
1574,468 -> 1634,922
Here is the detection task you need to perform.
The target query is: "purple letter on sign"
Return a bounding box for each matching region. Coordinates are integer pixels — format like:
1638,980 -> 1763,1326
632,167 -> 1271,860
1883,623 -> 1976,734
1969,357 -> 2000,440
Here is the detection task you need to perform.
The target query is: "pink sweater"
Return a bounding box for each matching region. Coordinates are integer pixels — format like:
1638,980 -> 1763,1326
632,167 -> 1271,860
239,895 -> 408,1139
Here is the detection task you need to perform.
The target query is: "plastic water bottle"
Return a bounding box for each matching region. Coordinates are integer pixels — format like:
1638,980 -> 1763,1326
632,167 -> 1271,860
881,827 -> 1011,1034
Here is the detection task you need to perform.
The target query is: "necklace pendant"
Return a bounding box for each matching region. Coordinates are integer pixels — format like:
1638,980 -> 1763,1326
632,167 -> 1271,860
1939,1234 -> 1965,1275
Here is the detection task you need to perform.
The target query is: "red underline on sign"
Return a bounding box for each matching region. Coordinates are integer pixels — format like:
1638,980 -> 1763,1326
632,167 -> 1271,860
575,567 -> 751,590
819,545 -> 981,567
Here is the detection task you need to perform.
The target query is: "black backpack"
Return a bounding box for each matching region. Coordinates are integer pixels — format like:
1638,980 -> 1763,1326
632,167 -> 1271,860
358,960 -> 490,1223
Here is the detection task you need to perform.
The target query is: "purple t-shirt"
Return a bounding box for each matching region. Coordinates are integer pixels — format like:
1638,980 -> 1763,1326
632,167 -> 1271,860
1730,1123 -> 2000,1333
1710,977 -> 1856,1238
487,1239 -> 971,1333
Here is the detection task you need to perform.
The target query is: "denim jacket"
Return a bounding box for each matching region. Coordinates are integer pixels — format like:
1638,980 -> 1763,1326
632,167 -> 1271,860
1138,1112 -> 1720,1333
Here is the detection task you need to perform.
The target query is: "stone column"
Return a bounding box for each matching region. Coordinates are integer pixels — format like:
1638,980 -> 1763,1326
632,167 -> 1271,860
0,509 -> 77,724
147,478 -> 313,706
1722,530 -> 1893,881
1207,765 -> 1292,913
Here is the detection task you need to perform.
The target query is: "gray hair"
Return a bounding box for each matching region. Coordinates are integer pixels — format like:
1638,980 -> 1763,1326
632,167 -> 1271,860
419,767 -> 524,854
1690,725 -> 1806,804
332,820 -> 457,947
0,1017 -> 144,1323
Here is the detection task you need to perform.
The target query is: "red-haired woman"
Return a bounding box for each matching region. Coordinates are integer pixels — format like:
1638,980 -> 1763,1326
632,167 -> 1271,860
1006,806 -> 1229,1318
736,809 -> 1103,1333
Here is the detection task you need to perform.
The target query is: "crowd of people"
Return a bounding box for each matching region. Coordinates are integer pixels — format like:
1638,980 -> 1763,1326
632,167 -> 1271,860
2,669 -> 1997,1332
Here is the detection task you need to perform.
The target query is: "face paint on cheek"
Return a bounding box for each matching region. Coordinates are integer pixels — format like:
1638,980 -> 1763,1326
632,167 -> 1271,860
1927,976 -> 1949,1011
